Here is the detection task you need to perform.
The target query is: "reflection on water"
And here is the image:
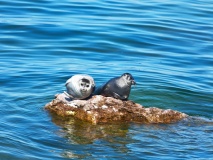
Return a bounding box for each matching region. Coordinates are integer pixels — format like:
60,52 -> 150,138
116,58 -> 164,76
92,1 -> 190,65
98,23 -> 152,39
50,112 -> 213,159
51,114 -> 134,159
51,114 -> 130,144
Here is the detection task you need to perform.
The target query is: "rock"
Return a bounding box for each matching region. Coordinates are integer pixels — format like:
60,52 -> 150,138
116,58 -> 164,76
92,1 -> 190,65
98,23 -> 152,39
45,93 -> 188,124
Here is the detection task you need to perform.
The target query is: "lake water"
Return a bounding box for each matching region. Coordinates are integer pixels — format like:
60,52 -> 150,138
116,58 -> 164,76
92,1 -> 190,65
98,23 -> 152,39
0,0 -> 213,159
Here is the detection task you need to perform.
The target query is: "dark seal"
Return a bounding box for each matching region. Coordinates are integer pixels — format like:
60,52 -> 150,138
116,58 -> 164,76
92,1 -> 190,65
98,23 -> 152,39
96,73 -> 136,100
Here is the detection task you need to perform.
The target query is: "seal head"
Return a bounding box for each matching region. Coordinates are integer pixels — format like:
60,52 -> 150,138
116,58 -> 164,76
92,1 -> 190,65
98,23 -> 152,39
65,74 -> 95,100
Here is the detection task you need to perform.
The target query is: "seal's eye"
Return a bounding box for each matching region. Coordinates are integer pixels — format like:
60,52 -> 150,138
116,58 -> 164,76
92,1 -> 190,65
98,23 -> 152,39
126,75 -> 130,80
86,85 -> 89,88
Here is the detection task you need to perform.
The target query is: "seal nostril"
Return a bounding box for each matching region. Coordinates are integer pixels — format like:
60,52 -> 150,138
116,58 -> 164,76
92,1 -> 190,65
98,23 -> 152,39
132,80 -> 136,85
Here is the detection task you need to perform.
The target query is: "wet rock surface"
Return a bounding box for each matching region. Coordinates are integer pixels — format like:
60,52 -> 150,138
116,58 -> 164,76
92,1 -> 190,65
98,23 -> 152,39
45,93 -> 188,124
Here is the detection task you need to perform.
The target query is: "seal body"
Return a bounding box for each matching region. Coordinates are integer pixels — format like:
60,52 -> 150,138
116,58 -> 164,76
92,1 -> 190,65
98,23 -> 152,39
65,74 -> 95,100
97,73 -> 136,100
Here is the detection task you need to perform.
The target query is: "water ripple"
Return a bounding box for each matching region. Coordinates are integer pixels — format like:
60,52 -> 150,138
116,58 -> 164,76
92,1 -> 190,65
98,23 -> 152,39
0,0 -> 213,159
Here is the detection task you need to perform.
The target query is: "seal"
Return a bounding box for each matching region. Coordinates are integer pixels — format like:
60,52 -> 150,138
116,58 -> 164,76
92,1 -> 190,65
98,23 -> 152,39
96,73 -> 136,100
65,74 -> 95,100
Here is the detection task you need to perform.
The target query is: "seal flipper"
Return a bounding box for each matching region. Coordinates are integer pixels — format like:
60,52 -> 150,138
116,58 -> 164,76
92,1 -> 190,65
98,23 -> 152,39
112,92 -> 122,99
113,92 -> 128,100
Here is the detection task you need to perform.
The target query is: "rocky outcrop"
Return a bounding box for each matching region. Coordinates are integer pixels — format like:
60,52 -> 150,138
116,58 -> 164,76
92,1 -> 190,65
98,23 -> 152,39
45,93 -> 188,124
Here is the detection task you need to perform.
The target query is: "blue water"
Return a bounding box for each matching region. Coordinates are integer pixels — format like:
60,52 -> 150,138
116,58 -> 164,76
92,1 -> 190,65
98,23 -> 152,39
1,0 -> 213,159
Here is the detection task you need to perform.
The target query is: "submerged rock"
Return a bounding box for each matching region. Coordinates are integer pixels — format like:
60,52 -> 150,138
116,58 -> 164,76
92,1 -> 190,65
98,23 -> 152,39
45,93 -> 188,124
